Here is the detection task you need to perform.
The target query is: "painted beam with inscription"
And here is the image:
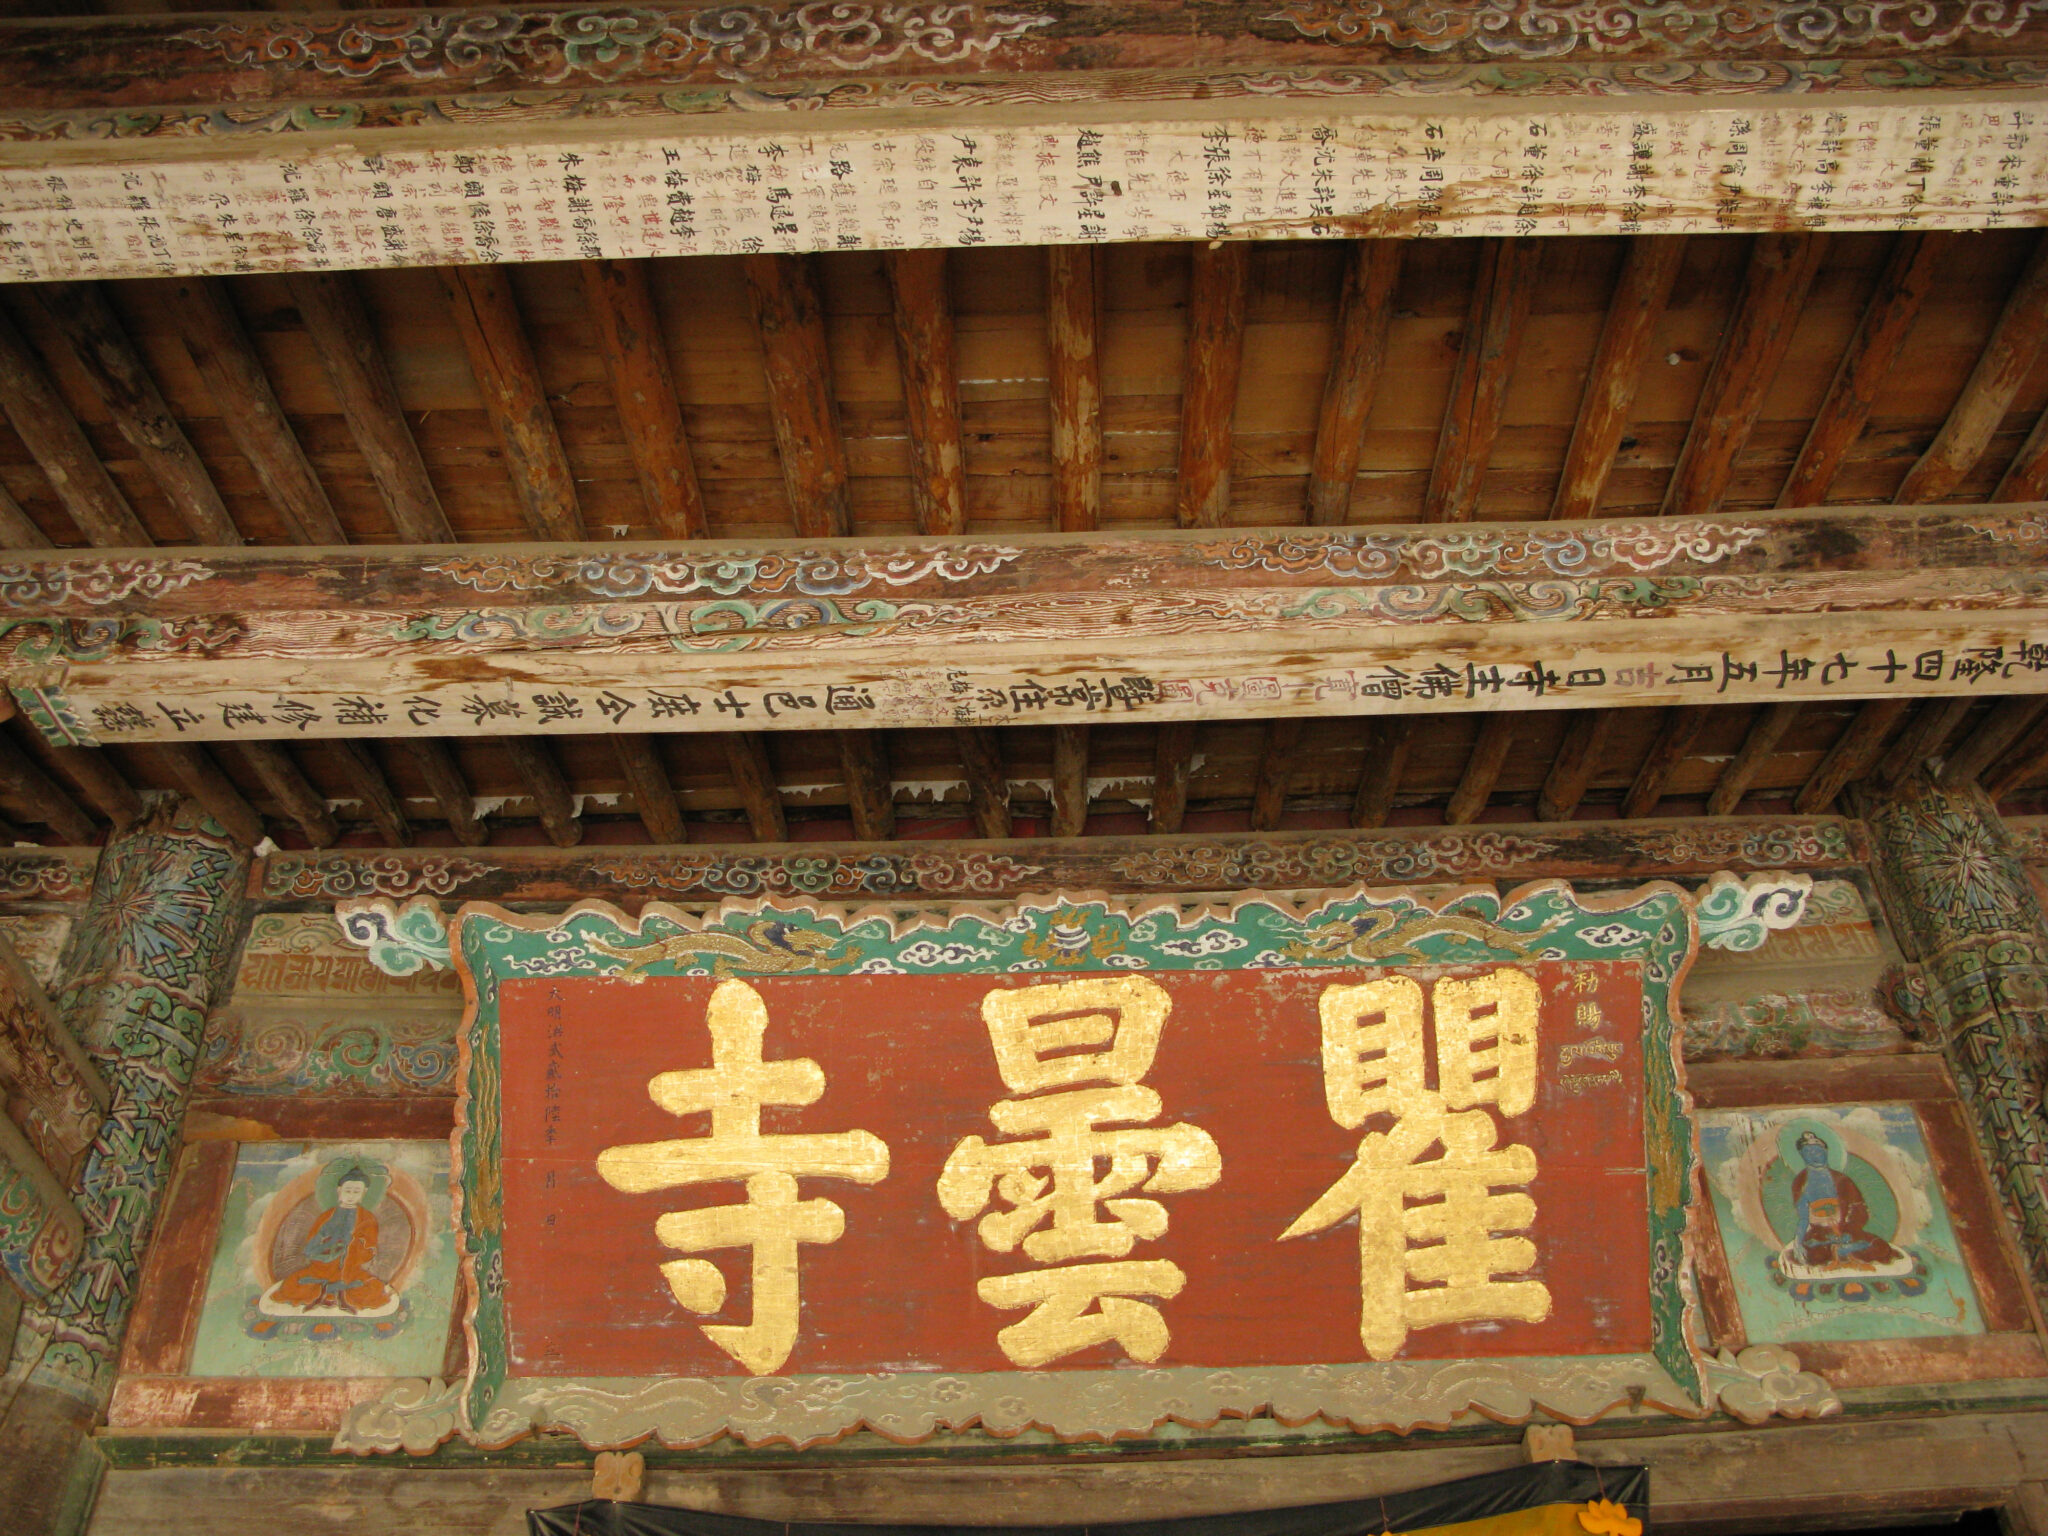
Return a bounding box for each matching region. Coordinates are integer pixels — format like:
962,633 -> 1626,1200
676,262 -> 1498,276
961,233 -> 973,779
3,508 -> 2046,748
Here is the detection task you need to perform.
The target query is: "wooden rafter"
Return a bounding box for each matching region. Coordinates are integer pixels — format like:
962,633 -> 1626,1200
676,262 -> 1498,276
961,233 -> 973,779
837,731 -> 895,842
1350,717 -> 1413,830
1536,711 -> 1615,823
1778,231 -> 1949,509
149,743 -> 262,846
1622,705 -> 1711,819
1425,237 -> 1541,524
0,733 -> 93,844
44,743 -> 141,830
1176,243 -> 1248,530
0,480 -> 49,550
1249,719 -> 1302,832
581,260 -> 708,541
1993,408 -> 2048,503
1939,697 -> 2048,789
1661,233 -> 1828,518
1987,722 -> 2048,801
1445,712 -> 1518,825
1305,240 -> 1402,527
742,254 -> 850,539
1897,230 -> 2048,503
955,728 -> 1011,840
440,266 -> 585,543
25,283 -> 243,546
1150,722 -> 1196,835
1046,247 -> 1102,534
1550,235 -> 1685,521
1872,698 -> 1975,788
888,249 -> 967,537
1794,698 -> 1911,813
397,738 -> 486,847
285,271 -> 454,545
167,277 -> 347,547
722,733 -> 786,842
612,734 -> 686,845
1706,702 -> 1801,817
0,304 -> 147,548
1050,724 -> 1088,838
504,737 -> 581,848
238,741 -> 337,849
332,740 -> 410,847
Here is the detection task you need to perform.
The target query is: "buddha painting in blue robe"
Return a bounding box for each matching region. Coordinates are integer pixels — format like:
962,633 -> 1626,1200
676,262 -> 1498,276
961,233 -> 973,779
1781,1130 -> 1912,1279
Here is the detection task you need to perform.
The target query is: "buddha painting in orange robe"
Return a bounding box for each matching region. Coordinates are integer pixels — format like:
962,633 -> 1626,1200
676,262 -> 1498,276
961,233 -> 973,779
268,1166 -> 395,1314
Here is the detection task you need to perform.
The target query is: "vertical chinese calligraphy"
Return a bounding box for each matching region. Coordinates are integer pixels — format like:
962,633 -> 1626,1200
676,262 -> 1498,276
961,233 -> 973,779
938,977 -> 1220,1368
595,979 -> 890,1374
1281,970 -> 1552,1360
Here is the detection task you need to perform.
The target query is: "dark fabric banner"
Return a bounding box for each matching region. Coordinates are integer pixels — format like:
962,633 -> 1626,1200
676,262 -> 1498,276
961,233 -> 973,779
529,1460 -> 1649,1536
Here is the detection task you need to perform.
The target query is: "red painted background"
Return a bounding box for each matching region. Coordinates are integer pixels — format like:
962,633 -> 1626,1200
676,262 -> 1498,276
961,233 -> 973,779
497,962 -> 1651,1379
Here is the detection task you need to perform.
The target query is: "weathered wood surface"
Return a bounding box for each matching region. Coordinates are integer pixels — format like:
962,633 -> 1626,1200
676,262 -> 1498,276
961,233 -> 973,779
742,255 -> 850,540
0,303 -> 150,549
9,95 -> 2045,282
1046,246 -> 1102,535
247,815 -> 1864,907
1425,238 -> 1539,524
888,250 -> 968,538
1306,240 -> 1402,527
7,509 -> 2045,748
1444,710 -> 1519,825
1350,717 -> 1413,830
580,260 -> 709,542
1795,697 -> 1910,813
1176,243 -> 1248,530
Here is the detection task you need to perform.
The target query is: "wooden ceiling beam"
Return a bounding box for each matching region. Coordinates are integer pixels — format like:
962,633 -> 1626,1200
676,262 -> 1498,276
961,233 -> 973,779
238,741 -> 337,848
837,730 -> 895,842
440,266 -> 585,543
1706,701 -> 1802,816
1992,407 -> 2048,503
286,271 -> 454,545
742,254 -> 850,539
1150,722 -> 1196,835
1046,247 -> 1102,535
1939,696 -> 2048,789
888,249 -> 967,537
1305,239 -> 1402,527
1898,230 -> 2048,503
44,743 -> 141,830
1175,242 -> 1248,529
1779,231 -> 1949,509
332,739 -> 409,846
1351,717 -> 1413,830
1550,235 -> 1685,521
1536,711 -> 1615,823
167,276 -> 346,546
0,734 -> 94,844
581,260 -> 707,542
1622,705 -> 1711,819
1049,724 -> 1088,839
0,306 -> 146,548
1425,236 -> 1540,523
956,728 -> 1012,840
0,481 -> 50,550
1249,718 -> 1302,831
722,733 -> 786,843
612,733 -> 686,845
1986,721 -> 2048,801
149,743 -> 262,846
504,737 -> 581,848
1794,698 -> 1911,813
1445,712 -> 1518,826
397,738 -> 487,847
1872,697 -> 1976,789
1662,233 -> 1828,517
25,283 -> 242,546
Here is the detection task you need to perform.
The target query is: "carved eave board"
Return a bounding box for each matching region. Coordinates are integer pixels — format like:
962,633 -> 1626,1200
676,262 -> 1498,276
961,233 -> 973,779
380,881 -> 1712,1452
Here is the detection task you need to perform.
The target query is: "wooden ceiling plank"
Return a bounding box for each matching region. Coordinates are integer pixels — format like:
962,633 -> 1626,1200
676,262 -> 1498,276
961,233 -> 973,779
1550,234 -> 1686,521
1150,722 -> 1196,835
1305,239 -> 1403,527
0,479 -> 51,550
612,732 -> 686,845
150,743 -> 262,846
1050,723 -> 1088,839
888,249 -> 968,537
723,732 -> 787,842
1897,230 -> 2048,503
504,736 -> 581,848
1445,711 -> 1519,826
1661,232 -> 1829,518
1536,710 -> 1615,823
285,271 -> 454,545
837,730 -> 895,842
1249,718 -> 1304,831
1939,696 -> 2048,789
397,738 -> 487,847
1351,716 -> 1414,830
332,739 -> 410,846
26,283 -> 242,547
581,260 -> 708,542
1872,697 -> 1976,789
0,306 -> 147,548
1986,721 -> 2048,801
45,743 -> 141,830
1706,701 -> 1802,817
1176,242 -> 1249,529
742,254 -> 850,539
1622,704 -> 1712,819
1425,236 -> 1541,524
1047,246 -> 1103,534
1991,406 -> 2048,503
1778,230 -> 1949,509
168,276 -> 346,546
238,741 -> 337,848
1794,697 -> 1912,813
956,727 -> 1012,840
0,734 -> 94,844
440,266 -> 586,543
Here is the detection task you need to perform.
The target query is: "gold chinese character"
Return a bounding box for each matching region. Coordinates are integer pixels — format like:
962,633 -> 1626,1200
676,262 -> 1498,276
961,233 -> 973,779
1282,969 -> 1551,1360
596,979 -> 889,1375
938,977 -> 1220,1367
